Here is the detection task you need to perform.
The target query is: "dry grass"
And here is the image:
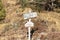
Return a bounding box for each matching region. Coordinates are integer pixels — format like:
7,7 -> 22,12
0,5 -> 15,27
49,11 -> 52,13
0,0 -> 60,40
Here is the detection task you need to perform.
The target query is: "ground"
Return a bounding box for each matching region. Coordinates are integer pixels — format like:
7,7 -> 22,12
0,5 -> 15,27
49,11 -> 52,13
0,0 -> 60,40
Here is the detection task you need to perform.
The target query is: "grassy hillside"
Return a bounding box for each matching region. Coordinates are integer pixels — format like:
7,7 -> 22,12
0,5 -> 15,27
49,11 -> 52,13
0,0 -> 60,40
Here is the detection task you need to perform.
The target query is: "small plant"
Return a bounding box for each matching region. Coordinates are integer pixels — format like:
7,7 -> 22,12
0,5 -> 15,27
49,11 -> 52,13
19,0 -> 28,8
0,0 -> 6,21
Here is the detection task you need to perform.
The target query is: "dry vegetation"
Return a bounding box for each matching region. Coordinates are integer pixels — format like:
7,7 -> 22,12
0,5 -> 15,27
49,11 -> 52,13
0,0 -> 60,40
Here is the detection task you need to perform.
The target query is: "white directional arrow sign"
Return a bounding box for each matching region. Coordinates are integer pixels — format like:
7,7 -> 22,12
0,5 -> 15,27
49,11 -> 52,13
29,12 -> 37,18
25,19 -> 34,27
23,12 -> 37,19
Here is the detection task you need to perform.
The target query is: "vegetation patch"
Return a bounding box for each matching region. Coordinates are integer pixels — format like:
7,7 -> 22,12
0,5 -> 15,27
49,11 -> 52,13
0,0 -> 6,21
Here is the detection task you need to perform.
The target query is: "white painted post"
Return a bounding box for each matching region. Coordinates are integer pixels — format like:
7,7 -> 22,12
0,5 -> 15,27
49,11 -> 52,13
28,19 -> 33,40
25,19 -> 34,40
24,10 -> 37,40
51,0 -> 55,7
28,27 -> 31,40
52,2 -> 54,7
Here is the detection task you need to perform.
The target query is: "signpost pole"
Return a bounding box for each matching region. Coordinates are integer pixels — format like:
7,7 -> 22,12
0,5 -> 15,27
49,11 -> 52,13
28,27 -> 31,40
24,10 -> 37,40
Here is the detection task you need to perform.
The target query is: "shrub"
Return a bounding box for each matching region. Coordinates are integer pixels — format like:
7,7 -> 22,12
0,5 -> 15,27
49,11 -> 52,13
0,0 -> 6,21
18,0 -> 60,12
18,0 -> 28,8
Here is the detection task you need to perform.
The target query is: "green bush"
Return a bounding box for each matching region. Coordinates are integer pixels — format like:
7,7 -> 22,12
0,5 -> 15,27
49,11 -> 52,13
0,0 -> 6,20
19,0 -> 60,12
19,0 -> 28,8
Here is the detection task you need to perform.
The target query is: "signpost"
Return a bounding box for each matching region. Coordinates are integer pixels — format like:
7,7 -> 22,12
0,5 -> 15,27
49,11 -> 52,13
25,19 -> 34,40
51,0 -> 55,7
23,10 -> 37,40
